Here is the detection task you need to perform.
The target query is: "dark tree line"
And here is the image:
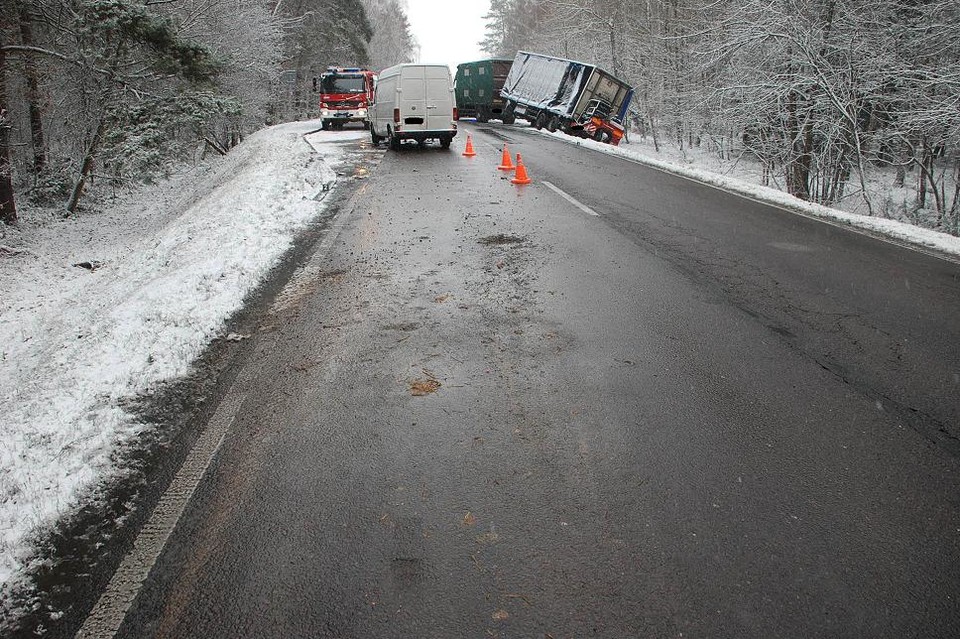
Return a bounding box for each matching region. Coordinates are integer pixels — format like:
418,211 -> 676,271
0,0 -> 416,223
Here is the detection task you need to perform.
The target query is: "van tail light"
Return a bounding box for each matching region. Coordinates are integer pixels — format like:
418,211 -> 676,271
453,107 -> 459,121
393,108 -> 400,123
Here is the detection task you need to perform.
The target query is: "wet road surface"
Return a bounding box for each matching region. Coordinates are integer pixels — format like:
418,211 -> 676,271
106,124 -> 960,638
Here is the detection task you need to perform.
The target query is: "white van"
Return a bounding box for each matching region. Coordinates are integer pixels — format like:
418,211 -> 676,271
370,64 -> 458,149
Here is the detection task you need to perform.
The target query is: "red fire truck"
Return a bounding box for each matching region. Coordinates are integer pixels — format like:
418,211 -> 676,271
316,67 -> 376,130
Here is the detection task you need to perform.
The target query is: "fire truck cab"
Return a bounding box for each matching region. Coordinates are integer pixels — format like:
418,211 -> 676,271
316,67 -> 376,130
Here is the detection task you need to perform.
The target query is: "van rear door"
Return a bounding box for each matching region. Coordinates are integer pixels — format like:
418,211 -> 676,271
424,66 -> 453,131
399,66 -> 427,131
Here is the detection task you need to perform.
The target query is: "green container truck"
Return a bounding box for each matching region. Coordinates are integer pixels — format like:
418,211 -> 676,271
454,59 -> 515,124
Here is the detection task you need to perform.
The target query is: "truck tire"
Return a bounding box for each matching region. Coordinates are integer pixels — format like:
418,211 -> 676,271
476,109 -> 489,124
534,112 -> 547,130
547,115 -> 560,132
501,101 -> 516,125
321,119 -> 331,131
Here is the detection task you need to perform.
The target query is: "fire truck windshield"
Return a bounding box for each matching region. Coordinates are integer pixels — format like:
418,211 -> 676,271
321,76 -> 366,94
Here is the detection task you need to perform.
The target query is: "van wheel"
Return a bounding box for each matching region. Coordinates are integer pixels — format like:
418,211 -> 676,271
389,135 -> 401,151
439,136 -> 452,149
370,129 -> 382,145
547,115 -> 559,132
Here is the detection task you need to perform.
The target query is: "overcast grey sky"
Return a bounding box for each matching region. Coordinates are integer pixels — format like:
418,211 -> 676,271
404,0 -> 490,69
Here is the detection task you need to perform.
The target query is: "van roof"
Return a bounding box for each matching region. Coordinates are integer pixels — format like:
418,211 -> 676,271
378,63 -> 451,76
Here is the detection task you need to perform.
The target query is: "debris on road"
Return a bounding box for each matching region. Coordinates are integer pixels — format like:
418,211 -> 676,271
72,260 -> 103,271
409,378 -> 441,396
478,234 -> 525,246
502,593 -> 533,607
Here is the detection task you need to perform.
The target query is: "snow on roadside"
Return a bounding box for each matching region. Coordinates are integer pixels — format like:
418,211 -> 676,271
2,115 -> 957,607
537,128 -> 960,260
0,121 -> 364,588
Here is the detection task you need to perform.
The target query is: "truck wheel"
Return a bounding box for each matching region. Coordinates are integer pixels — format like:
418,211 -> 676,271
547,115 -> 560,132
321,120 -> 331,131
534,112 -> 546,130
477,110 -> 489,124
594,129 -> 609,143
502,102 -> 516,125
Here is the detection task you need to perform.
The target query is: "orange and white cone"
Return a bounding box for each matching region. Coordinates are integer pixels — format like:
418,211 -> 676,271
511,153 -> 531,185
462,135 -> 477,157
497,144 -> 514,171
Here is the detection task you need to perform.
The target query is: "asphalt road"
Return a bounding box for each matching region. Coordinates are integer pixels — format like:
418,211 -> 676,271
106,123 -> 959,638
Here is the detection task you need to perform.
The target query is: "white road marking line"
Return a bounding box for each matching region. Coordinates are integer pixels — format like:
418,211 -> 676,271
542,181 -> 600,217
507,124 -> 959,265
75,389 -> 246,639
75,160 -> 369,639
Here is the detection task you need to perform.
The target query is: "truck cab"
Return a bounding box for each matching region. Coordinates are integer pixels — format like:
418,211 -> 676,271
316,67 -> 376,130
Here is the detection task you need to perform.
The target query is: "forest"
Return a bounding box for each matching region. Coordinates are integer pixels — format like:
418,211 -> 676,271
482,0 -> 960,234
2,1 -> 958,235
0,0 -> 416,223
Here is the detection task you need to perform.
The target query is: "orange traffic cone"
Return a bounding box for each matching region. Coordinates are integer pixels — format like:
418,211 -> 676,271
463,135 -> 476,157
497,145 -> 514,171
511,153 -> 531,185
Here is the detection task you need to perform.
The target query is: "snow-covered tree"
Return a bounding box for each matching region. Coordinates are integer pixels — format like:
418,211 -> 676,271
482,0 -> 959,231
362,0 -> 418,70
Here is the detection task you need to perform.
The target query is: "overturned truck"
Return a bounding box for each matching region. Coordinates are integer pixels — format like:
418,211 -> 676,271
500,51 -> 634,145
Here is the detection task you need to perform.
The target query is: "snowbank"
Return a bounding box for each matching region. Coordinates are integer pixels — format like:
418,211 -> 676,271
538,128 -> 960,260
0,121 -> 362,587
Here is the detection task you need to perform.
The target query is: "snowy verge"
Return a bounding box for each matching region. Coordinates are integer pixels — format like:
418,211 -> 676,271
533,128 -> 960,261
0,121 -> 363,589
